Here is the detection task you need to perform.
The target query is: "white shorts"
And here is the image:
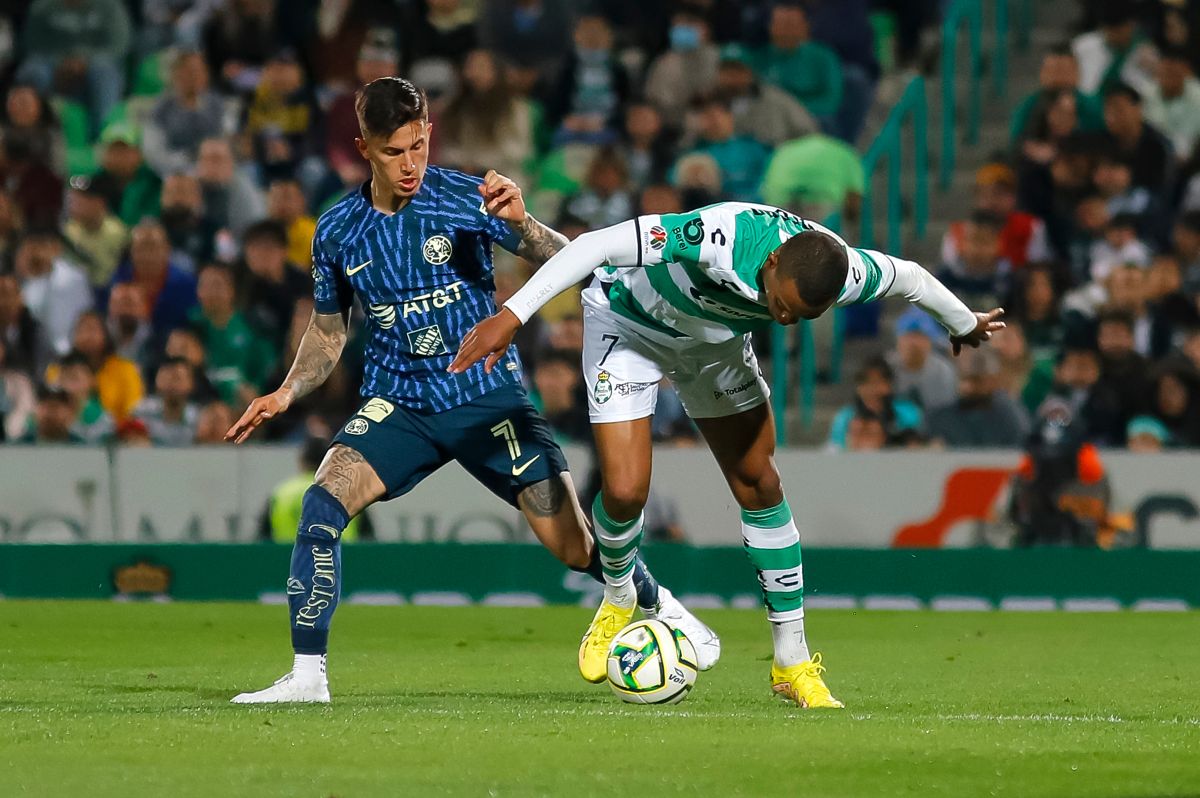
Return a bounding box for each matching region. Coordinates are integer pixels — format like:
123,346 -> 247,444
581,285 -> 770,423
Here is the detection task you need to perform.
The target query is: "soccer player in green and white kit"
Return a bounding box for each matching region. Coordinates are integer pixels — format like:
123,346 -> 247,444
451,203 -> 1003,708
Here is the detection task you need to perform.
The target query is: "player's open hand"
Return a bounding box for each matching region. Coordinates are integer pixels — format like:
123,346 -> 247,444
225,388 -> 293,444
949,308 -> 1006,356
448,308 -> 522,374
478,170 -> 526,224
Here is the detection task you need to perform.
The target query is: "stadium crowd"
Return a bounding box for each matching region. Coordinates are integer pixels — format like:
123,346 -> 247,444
0,0 -> 1197,455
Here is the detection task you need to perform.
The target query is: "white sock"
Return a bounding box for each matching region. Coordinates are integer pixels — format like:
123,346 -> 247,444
771,618 -> 811,667
604,578 -> 636,609
293,653 -> 326,682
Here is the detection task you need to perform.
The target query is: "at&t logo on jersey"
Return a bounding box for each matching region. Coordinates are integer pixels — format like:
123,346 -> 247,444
400,280 -> 466,318
408,324 -> 448,356
423,235 -> 453,264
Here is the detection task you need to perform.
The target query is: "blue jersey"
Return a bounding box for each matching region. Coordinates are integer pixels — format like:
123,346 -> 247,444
311,166 -> 524,412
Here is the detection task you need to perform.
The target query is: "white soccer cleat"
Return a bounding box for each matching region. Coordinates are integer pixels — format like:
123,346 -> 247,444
645,586 -> 721,671
230,671 -> 330,704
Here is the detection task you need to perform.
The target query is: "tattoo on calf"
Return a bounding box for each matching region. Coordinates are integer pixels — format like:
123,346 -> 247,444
518,475 -> 569,517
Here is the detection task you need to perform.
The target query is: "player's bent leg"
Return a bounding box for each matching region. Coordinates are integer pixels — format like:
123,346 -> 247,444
231,445 -> 386,705
694,406 -> 842,709
517,471 -> 592,570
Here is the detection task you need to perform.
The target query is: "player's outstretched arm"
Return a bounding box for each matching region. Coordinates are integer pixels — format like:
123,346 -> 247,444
448,220 -> 641,374
477,169 -> 568,266
225,310 -> 348,443
874,252 -> 1006,355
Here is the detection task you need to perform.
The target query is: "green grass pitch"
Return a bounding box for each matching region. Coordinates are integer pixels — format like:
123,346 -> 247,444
3,601 -> 1198,797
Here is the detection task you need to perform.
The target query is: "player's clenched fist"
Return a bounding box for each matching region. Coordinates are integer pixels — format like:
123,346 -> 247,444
225,388 -> 294,444
477,169 -> 526,223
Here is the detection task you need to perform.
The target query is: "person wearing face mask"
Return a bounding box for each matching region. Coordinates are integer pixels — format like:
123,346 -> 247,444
644,5 -> 722,122
544,15 -> 631,145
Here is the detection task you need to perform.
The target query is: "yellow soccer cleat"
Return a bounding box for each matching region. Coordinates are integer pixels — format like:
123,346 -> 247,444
770,652 -> 845,709
578,599 -> 635,683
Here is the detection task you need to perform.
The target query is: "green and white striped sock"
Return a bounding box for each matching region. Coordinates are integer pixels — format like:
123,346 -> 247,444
592,493 -> 642,607
741,498 -> 810,665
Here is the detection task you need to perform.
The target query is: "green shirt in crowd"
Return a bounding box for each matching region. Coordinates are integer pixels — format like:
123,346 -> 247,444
187,308 -> 273,404
743,42 -> 844,120
759,134 -> 865,211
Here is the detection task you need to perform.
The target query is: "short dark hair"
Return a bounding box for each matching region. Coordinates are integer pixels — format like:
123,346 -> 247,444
243,219 -> 288,248
1096,307 -> 1135,332
968,209 -> 1006,230
197,261 -> 234,281
1108,211 -> 1140,230
59,350 -> 93,372
775,230 -> 848,308
158,355 -> 193,376
1047,43 -> 1075,58
355,77 -> 428,139
1103,81 -> 1141,105
1176,210 -> 1200,233
856,354 -> 894,384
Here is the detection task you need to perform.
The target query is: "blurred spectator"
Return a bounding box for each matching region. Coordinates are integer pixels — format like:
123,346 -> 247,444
1039,345 -> 1124,445
805,0 -> 878,143
1064,193 -> 1111,283
189,261 -> 272,405
478,0 -> 572,79
194,399 -> 236,444
1143,46 -> 1200,162
843,411 -> 886,451
1021,135 -> 1094,256
2,83 -> 66,176
1100,82 -> 1173,194
260,435 -> 366,541
0,190 -> 24,273
564,148 -> 634,230
159,173 -> 218,271
306,5 -> 398,89
1071,4 -> 1157,97
682,96 -> 769,203
1092,150 -> 1161,243
1147,363 -> 1200,446
106,282 -> 154,365
132,355 -> 199,445
244,49 -> 317,185
759,134 -> 863,223
0,337 -> 35,441
0,272 -> 45,373
1090,212 -> 1152,284
91,123 -> 162,228
143,49 -> 229,177
21,384 -> 81,444
64,310 -> 143,421
651,381 -> 699,445
240,220 -> 309,347
203,0 -> 282,95
1126,414 -> 1168,452
265,178 -> 315,270
531,348 -> 589,444
956,164 -> 1051,269
672,151 -> 722,209
937,210 -> 1010,307
162,326 -> 220,403
638,183 -> 683,216
927,347 -> 1030,448
1015,89 -> 1083,203
15,228 -> 92,359
1172,211 -> 1200,290
111,219 -> 198,338
621,102 -> 674,190
114,415 -> 152,446
53,350 -> 114,443
439,49 -> 534,185
322,35 -> 398,201
1010,45 -> 1104,144
1095,308 -> 1151,439
1008,264 -> 1068,361
63,175 -> 128,287
403,0 -> 477,68
713,53 -> 817,147
886,309 -> 957,412
17,0 -> 132,133
827,356 -> 923,451
545,14 -> 630,145
743,3 -> 842,129
1144,254 -> 1198,349
0,135 -> 63,227
644,5 -> 721,122
990,320 -> 1048,411
195,136 -> 265,236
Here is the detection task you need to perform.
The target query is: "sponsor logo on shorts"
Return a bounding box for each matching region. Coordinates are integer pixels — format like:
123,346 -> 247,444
614,381 -> 655,397
358,398 -> 395,423
408,324 -> 448,356
294,547 -> 337,629
647,225 -> 666,250
594,371 -> 613,404
713,378 -> 758,400
422,234 -> 453,265
344,418 -> 369,435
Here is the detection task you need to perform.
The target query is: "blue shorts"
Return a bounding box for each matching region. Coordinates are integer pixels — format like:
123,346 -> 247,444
330,384 -> 570,508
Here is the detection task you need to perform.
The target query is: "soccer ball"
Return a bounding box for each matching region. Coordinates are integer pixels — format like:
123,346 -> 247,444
606,620 -> 698,704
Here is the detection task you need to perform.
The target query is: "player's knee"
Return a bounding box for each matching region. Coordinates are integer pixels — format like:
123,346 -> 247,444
297,485 -> 351,543
600,480 -> 649,522
729,462 -> 783,511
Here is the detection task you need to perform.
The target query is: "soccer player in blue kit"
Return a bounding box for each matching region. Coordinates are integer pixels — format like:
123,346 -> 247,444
225,77 -> 717,703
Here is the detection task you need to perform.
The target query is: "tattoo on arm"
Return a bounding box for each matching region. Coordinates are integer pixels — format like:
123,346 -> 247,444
517,474 -> 569,517
281,310 -> 347,402
513,214 -> 569,266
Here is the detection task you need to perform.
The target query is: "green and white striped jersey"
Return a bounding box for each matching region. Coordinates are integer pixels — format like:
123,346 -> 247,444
598,202 -> 896,344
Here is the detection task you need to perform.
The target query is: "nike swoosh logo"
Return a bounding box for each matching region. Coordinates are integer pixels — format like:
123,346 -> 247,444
346,259 -> 371,275
511,455 -> 540,476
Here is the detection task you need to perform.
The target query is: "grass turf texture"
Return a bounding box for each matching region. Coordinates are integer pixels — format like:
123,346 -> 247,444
3,602 -> 1198,797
